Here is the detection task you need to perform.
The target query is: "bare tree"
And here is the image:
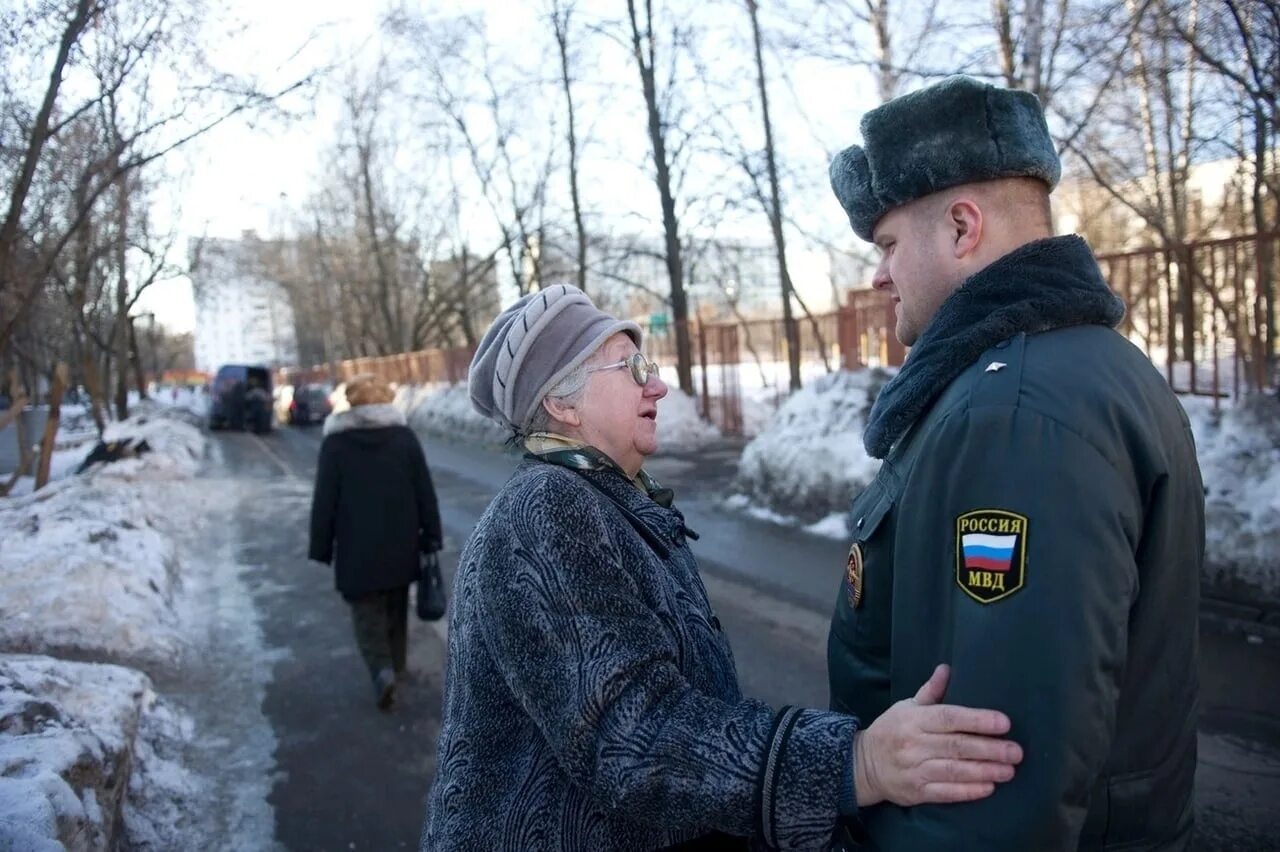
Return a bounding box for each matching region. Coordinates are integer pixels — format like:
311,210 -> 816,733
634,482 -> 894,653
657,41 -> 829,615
1063,0 -> 1205,361
745,0 -> 803,390
1164,0 -> 1278,382
993,0 -> 1047,98
790,0 -> 946,102
0,0 -> 315,408
386,12 -> 558,299
551,0 -> 590,294
624,0 -> 696,394
0,0 -> 98,356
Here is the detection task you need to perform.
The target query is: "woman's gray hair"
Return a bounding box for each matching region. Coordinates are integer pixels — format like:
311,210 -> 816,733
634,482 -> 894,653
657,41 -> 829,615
521,345 -> 609,437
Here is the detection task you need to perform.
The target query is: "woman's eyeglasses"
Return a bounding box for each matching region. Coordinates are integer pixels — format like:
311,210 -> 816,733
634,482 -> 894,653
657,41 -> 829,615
586,352 -> 660,387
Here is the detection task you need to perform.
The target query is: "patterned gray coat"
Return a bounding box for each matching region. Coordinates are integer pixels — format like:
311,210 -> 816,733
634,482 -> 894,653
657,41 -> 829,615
422,459 -> 857,851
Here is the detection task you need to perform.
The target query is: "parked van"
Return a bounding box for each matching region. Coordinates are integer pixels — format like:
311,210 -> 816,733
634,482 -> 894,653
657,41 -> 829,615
208,364 -> 273,433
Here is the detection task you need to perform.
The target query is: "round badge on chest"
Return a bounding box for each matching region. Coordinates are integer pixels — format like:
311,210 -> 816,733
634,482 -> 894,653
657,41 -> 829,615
845,542 -> 864,609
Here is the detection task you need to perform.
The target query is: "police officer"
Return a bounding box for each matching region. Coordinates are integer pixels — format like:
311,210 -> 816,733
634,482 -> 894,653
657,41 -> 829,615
826,76 -> 1204,850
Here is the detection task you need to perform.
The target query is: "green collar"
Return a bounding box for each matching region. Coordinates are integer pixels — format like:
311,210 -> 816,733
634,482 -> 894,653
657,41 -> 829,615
526,445 -> 675,509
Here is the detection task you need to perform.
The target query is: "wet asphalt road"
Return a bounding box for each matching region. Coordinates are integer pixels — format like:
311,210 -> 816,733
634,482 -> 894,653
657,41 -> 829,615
209,424 -> 1280,851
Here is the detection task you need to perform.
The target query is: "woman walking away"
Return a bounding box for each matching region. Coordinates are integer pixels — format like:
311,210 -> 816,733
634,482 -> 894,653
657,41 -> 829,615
421,285 -> 1023,850
309,375 -> 443,711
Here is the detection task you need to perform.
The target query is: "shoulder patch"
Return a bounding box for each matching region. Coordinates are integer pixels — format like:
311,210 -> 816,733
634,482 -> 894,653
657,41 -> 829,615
955,509 -> 1027,603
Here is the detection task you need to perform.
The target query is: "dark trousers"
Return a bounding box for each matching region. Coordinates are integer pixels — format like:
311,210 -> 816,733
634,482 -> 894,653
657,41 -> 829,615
346,586 -> 409,678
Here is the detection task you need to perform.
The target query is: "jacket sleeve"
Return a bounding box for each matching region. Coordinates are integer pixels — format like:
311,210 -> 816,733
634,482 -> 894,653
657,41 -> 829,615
307,436 -> 340,564
408,432 -> 443,553
867,404 -> 1141,851
473,473 -> 858,850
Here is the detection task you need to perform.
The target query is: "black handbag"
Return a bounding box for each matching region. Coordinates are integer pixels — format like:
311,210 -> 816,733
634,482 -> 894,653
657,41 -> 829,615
416,551 -> 447,621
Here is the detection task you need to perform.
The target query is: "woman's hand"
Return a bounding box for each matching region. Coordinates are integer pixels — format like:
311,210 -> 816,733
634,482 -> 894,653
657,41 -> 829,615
853,664 -> 1022,807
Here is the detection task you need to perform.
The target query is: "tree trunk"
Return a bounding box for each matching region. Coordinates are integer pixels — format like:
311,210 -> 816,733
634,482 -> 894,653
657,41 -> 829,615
35,363 -> 68,490
1255,104 -> 1275,387
1020,0 -> 1046,96
114,172 -> 130,421
869,0 -> 896,103
359,141 -> 400,353
553,2 -> 589,295
626,0 -> 693,394
746,0 -> 801,391
0,0 -> 96,357
83,353 -> 107,434
993,0 -> 1017,87
129,318 -> 148,398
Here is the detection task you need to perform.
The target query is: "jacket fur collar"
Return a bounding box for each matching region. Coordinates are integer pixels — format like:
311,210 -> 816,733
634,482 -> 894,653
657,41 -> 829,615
324,403 -> 406,436
864,235 -> 1125,458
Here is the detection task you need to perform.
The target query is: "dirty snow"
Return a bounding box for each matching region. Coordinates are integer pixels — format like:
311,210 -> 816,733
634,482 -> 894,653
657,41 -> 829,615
0,400 -> 276,851
734,369 -> 894,525
398,382 -> 509,445
0,656 -> 154,850
0,413 -> 207,668
733,367 -> 1280,598
1181,394 -> 1280,598
655,389 -> 722,452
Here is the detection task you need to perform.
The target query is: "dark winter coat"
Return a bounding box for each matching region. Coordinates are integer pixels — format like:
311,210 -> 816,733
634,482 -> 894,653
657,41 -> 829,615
423,456 -> 857,851
308,404 -> 442,598
828,236 -> 1204,850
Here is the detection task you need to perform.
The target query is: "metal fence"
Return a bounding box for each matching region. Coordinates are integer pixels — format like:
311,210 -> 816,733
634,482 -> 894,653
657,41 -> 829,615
277,347 -> 474,391
278,232 -> 1274,433
1097,231 -> 1277,406
640,296 -> 903,435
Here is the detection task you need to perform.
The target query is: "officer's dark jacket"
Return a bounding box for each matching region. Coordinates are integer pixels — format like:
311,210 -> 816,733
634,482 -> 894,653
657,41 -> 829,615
829,236 -> 1203,851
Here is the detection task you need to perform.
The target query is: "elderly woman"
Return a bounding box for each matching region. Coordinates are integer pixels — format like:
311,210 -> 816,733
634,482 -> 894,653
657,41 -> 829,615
309,375 -> 443,710
422,285 -> 1021,850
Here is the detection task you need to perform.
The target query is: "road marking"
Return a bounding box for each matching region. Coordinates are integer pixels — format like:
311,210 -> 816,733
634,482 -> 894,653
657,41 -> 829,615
249,433 -> 298,480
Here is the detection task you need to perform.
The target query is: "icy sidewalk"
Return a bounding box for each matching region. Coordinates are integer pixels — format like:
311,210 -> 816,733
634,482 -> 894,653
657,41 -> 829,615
0,403 -> 273,850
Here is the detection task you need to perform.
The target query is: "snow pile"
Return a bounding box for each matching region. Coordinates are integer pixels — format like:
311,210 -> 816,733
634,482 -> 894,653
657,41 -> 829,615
401,382 -> 512,445
0,414 -> 208,668
120,695 -> 202,850
707,359 -> 836,438
735,366 -> 1280,598
0,655 -> 167,851
397,381 -> 723,453
152,387 -> 210,421
0,479 -> 182,668
656,390 -> 722,452
0,411 -> 215,850
95,408 -> 206,481
1181,394 -> 1280,598
734,369 -> 894,527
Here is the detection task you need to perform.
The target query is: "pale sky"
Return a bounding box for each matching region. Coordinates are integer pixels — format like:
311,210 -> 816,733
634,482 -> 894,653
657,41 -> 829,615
137,0 -> 387,332
137,0 -> 876,334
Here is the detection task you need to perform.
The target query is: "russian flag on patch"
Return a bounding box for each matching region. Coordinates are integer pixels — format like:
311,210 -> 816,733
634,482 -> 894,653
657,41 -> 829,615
961,533 -> 1018,572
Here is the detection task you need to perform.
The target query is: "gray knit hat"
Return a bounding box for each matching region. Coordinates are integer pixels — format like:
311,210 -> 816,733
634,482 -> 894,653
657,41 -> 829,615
829,75 -> 1061,241
468,284 -> 643,433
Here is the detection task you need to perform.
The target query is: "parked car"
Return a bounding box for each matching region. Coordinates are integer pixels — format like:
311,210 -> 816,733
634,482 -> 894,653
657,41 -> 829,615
208,364 -> 273,433
276,382 -> 334,426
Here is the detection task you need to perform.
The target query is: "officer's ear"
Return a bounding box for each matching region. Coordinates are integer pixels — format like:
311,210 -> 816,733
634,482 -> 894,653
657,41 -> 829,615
945,198 -> 984,260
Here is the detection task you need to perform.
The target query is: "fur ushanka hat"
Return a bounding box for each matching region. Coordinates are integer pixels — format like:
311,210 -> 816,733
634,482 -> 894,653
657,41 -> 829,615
829,75 -> 1061,241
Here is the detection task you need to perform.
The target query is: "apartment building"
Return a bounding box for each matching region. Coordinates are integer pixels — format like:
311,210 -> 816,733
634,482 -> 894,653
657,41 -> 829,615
190,233 -> 298,372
